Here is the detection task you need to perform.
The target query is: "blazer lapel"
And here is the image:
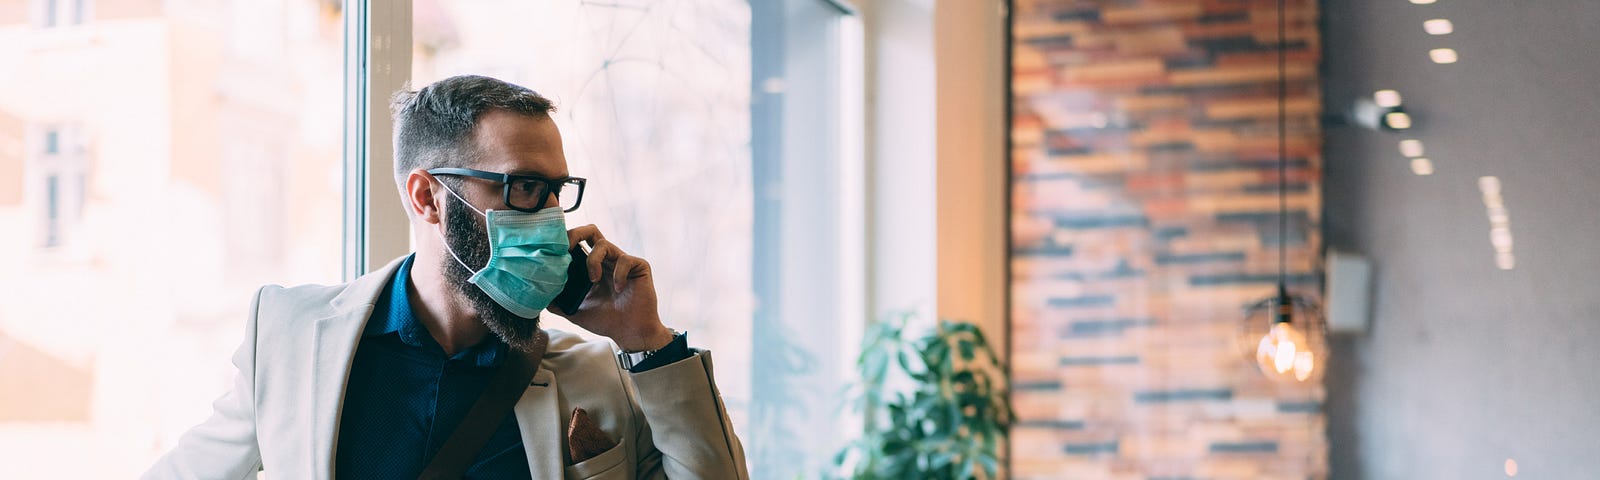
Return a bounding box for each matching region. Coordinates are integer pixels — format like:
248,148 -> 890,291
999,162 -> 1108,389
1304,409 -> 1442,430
309,257 -> 407,478
308,307 -> 372,478
514,366 -> 564,479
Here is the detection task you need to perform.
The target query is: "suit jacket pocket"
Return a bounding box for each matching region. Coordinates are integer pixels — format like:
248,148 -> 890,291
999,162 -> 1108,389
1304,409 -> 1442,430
563,440 -> 628,480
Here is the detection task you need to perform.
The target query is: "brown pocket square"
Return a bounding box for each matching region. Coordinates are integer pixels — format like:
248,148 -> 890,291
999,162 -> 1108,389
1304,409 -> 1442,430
567,407 -> 617,465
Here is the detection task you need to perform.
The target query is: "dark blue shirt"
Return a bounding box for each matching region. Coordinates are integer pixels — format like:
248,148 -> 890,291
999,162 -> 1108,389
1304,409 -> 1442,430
335,256 -> 531,479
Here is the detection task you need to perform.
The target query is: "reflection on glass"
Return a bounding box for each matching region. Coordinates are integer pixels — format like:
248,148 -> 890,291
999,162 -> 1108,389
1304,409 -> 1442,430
0,2 -> 344,477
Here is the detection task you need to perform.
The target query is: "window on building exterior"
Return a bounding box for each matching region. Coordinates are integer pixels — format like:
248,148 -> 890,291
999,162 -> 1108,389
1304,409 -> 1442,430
31,125 -> 87,249
34,0 -> 88,28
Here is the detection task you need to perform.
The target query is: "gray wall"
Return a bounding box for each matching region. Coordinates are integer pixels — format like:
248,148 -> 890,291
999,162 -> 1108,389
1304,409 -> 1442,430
1322,1 -> 1600,478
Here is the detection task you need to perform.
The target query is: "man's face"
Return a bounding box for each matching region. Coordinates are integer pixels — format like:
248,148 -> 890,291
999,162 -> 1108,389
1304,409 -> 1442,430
438,109 -> 568,351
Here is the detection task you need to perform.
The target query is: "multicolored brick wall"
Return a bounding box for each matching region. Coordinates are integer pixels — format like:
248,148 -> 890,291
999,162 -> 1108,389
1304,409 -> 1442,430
1007,0 -> 1326,478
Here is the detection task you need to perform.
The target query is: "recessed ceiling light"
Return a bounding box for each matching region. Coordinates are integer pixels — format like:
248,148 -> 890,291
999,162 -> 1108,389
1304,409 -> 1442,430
1490,227 -> 1513,251
1399,139 -> 1425,157
1430,48 -> 1459,64
1385,112 -> 1413,129
1424,19 -> 1454,35
1410,0 -> 1437,4
1478,176 -> 1501,194
1496,252 -> 1516,270
1374,89 -> 1403,108
1478,177 -> 1516,270
1410,158 -> 1434,175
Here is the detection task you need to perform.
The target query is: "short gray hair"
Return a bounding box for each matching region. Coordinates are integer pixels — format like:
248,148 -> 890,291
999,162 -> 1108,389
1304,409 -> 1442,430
389,75 -> 556,186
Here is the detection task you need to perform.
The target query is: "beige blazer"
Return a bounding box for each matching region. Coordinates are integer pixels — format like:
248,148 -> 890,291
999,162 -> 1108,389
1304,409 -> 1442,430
142,257 -> 749,480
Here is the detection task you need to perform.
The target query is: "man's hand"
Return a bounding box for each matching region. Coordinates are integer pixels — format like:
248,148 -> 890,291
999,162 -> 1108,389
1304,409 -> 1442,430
558,224 -> 675,352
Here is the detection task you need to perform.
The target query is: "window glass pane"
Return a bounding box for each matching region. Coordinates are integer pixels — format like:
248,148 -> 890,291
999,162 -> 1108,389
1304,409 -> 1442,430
411,0 -> 768,467
750,1 -> 853,477
0,1 -> 345,476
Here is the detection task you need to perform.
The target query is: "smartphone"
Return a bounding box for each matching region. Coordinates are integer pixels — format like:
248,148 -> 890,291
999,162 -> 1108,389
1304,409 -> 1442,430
551,242 -> 593,315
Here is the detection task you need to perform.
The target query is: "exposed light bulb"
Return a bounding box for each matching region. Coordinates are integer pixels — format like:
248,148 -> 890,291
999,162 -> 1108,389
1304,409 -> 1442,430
1258,322 -> 1312,380
1294,351 -> 1315,381
1275,341 -> 1297,373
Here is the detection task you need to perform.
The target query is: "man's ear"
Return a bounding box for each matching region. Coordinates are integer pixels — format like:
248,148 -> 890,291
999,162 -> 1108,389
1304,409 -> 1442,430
406,169 -> 444,225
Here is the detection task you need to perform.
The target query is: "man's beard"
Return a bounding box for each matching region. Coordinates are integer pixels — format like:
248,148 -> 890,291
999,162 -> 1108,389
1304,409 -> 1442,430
440,196 -> 545,353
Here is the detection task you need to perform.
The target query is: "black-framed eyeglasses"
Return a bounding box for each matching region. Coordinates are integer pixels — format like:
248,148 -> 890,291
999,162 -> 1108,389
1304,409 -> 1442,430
426,167 -> 587,213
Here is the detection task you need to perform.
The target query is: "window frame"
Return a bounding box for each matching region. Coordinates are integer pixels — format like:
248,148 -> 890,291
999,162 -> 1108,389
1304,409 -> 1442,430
342,0 -> 413,280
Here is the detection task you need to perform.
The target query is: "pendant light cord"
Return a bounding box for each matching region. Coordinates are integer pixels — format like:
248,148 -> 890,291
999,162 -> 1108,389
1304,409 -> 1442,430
1277,0 -> 1289,291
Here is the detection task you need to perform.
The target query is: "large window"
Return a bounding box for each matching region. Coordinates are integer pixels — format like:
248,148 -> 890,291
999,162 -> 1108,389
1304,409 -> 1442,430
0,0 -> 858,478
409,1 -> 862,478
0,1 -> 343,476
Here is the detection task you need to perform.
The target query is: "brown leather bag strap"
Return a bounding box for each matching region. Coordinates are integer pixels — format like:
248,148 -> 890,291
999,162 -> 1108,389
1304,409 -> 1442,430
418,330 -> 549,480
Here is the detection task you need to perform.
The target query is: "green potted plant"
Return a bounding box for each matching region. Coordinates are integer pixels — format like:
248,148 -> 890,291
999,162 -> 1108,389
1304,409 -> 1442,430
833,313 -> 1013,480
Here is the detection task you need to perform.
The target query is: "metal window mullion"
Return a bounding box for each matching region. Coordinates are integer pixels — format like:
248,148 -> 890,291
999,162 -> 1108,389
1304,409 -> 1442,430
343,0 -> 412,281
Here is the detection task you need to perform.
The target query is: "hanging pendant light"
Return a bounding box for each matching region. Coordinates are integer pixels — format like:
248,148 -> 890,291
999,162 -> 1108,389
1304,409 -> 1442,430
1244,284 -> 1326,382
1241,0 -> 1327,383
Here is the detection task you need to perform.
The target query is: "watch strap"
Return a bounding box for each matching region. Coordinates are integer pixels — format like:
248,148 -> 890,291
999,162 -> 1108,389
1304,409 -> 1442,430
619,330 -> 689,372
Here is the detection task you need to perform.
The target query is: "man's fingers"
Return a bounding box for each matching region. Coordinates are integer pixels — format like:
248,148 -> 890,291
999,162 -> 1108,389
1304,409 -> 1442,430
563,224 -> 648,289
611,255 -> 650,292
586,239 -> 624,283
566,224 -> 607,249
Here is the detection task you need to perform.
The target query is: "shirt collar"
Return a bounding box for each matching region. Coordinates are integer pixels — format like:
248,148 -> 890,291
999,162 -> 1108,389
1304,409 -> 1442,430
364,254 -> 508,367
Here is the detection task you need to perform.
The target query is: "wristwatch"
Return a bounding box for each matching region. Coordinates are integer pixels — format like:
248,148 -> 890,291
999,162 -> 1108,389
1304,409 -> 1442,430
617,329 -> 684,370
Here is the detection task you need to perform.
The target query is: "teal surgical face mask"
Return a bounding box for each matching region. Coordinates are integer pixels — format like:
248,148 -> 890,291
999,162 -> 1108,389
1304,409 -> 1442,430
436,182 -> 572,319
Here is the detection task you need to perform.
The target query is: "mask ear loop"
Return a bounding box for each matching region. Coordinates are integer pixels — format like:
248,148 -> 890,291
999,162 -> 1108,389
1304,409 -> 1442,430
435,178 -> 488,218
434,177 -> 490,274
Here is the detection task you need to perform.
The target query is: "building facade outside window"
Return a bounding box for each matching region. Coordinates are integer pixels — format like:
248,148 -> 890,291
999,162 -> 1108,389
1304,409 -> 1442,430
0,1 -> 343,476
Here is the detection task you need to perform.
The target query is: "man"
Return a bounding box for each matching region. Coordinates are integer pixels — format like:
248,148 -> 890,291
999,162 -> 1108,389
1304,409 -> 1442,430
144,75 -> 748,479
